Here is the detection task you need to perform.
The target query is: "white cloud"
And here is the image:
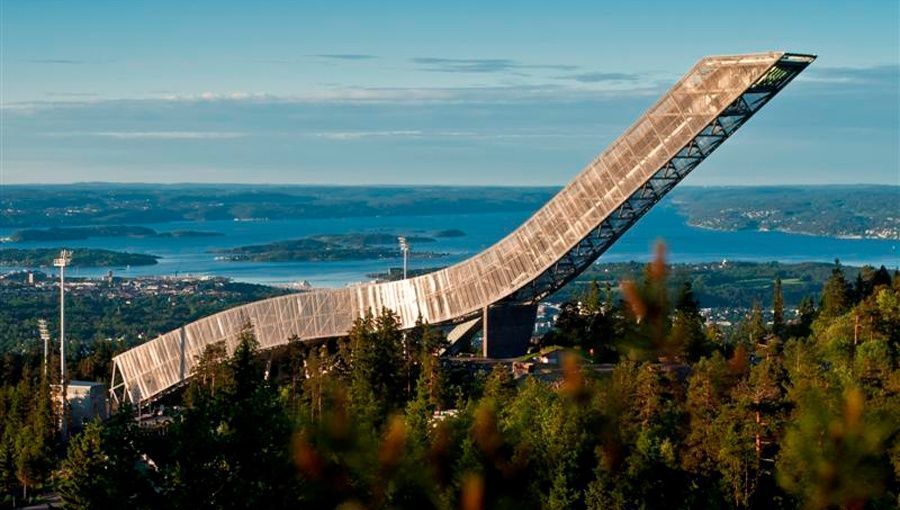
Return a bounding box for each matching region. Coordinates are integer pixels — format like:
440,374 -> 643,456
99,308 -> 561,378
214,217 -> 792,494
310,130 -> 424,140
2,83 -> 664,114
154,88 -> 457,103
44,131 -> 248,140
159,91 -> 270,102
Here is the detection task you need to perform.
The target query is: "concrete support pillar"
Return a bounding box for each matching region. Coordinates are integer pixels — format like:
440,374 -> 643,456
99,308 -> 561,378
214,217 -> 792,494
482,302 -> 538,358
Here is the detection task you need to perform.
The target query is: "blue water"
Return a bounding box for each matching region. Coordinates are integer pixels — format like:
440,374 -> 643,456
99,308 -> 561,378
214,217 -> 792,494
1,202 -> 896,286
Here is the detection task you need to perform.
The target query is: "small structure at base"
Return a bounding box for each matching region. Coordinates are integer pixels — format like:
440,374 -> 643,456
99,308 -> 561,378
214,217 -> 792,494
67,381 -> 108,430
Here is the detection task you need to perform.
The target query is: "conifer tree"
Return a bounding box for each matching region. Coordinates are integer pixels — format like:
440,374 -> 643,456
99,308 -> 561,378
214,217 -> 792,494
683,353 -> 731,476
748,302 -> 767,345
58,408 -> 158,510
56,422 -> 110,510
772,277 -> 785,337
219,323 -> 296,509
301,344 -> 331,422
789,295 -> 816,338
620,242 -> 672,359
348,309 -> 406,427
405,370 -> 434,451
820,261 -> 851,319
777,388 -> 892,508
581,279 -> 603,314
671,281 -> 708,361
166,322 -> 295,509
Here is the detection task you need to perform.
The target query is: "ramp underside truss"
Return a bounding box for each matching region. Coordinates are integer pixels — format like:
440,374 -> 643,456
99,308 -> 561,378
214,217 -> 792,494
111,52 -> 814,404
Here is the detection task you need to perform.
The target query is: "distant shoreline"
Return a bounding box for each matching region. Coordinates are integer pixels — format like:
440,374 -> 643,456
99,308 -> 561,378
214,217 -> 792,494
4,225 -> 223,243
685,220 -> 899,241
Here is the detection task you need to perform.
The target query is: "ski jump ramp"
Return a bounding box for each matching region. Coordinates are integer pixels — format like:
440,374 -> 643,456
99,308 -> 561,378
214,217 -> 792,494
111,52 -> 815,405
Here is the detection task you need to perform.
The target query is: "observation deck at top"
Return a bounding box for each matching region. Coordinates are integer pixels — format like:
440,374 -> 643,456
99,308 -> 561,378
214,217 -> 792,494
111,51 -> 816,405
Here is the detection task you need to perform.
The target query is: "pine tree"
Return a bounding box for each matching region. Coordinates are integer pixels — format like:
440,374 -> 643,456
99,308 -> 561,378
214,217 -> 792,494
301,344 -> 330,422
57,422 -> 111,510
348,309 -> 406,427
746,301 -> 766,345
820,261 -> 851,319
405,370 -> 434,450
711,398 -> 759,508
620,242 -> 672,359
544,300 -> 587,350
403,317 -> 427,401
683,353 -> 731,476
219,323 -> 296,509
483,364 -> 516,402
0,431 -> 16,505
737,354 -> 788,503
228,322 -> 260,402
167,322 -> 296,509
671,281 -> 708,361
187,340 -> 229,404
404,320 -> 447,455
872,265 -> 892,290
581,280 -> 603,314
789,295 -> 816,338
9,374 -> 56,504
777,387 -> 892,508
772,277 -> 785,337
57,406 -> 160,510
419,324 -> 446,409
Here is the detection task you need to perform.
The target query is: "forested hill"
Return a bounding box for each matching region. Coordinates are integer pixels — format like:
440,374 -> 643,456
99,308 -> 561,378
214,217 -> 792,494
672,185 -> 899,240
569,260 -> 868,310
0,248 -> 159,267
7,251 -> 896,509
0,184 -> 557,228
4,185 -> 897,242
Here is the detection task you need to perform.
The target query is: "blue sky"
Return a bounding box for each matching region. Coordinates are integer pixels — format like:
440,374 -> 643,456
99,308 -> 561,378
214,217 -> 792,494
1,0 -> 898,185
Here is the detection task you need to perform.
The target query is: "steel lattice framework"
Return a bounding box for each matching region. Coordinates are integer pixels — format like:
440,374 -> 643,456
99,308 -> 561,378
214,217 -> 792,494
111,51 -> 815,405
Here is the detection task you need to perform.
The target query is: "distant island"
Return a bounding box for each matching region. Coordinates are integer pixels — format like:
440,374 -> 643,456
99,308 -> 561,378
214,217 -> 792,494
434,229 -> 466,238
215,232 -> 446,262
6,225 -> 222,242
308,233 -> 436,247
0,248 -> 160,267
3,183 -> 895,241
0,184 -> 554,228
672,185 -> 899,240
154,230 -> 224,239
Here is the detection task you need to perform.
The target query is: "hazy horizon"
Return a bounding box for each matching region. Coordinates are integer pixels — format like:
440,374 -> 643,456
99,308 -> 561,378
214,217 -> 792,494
2,181 -> 899,189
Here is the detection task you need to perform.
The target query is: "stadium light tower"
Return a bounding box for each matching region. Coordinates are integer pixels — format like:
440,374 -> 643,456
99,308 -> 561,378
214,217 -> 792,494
398,237 -> 409,279
38,319 -> 51,379
53,249 -> 72,437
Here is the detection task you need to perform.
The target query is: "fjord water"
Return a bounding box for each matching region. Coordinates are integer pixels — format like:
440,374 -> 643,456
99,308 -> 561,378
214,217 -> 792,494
2,202 -> 896,287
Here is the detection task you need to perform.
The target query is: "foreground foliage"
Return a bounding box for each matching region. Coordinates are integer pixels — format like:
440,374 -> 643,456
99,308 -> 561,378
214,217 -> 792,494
6,253 -> 899,509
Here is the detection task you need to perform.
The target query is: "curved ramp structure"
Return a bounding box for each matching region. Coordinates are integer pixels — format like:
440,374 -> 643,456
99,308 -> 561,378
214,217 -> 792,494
111,52 -> 815,404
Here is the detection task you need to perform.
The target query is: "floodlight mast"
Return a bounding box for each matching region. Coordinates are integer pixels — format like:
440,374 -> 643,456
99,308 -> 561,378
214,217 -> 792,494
38,319 -> 51,379
398,237 -> 410,279
53,249 -> 72,437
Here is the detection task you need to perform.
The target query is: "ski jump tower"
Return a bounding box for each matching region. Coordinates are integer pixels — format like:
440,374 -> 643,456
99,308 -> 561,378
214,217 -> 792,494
111,51 -> 815,405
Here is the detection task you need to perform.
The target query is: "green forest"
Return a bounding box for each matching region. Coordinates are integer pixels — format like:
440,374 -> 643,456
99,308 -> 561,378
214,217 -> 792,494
0,248 -> 159,268
215,233 -> 444,263
672,186 -> 899,240
1,252 -> 898,509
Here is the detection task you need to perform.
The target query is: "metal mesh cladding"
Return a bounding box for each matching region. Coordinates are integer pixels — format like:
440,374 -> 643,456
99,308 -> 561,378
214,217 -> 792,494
110,52 -> 815,404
